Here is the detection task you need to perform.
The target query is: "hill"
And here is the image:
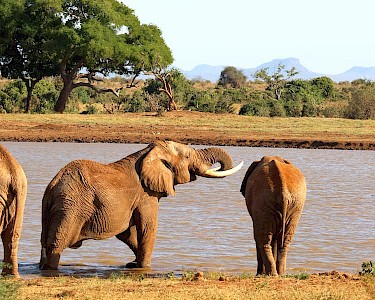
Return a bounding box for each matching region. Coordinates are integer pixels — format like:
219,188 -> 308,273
179,57 -> 375,82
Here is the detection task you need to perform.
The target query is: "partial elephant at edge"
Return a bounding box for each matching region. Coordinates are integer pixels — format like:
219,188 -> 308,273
0,144 -> 27,277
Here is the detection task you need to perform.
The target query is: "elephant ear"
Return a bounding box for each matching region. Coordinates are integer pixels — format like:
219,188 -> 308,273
141,147 -> 175,196
240,161 -> 259,197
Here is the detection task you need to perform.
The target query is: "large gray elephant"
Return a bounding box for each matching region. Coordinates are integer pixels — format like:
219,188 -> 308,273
0,144 -> 27,277
240,156 -> 306,276
39,140 -> 243,270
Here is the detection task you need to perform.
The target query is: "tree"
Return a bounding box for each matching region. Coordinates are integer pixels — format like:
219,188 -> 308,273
254,64 -> 298,100
311,76 -> 334,98
1,0 -> 173,113
217,66 -> 247,88
144,67 -> 190,111
0,0 -> 60,112
51,0 -> 173,113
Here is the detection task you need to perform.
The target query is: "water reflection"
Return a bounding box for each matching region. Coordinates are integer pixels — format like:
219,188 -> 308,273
1,142 -> 374,278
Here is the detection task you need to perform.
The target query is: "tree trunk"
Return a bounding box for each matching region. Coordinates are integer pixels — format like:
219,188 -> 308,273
54,80 -> 73,113
168,98 -> 177,111
22,78 -> 37,113
25,86 -> 32,113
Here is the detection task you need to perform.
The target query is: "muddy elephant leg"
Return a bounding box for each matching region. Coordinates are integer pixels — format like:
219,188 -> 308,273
1,223 -> 21,276
134,198 -> 159,268
116,225 -> 138,268
255,233 -> 278,276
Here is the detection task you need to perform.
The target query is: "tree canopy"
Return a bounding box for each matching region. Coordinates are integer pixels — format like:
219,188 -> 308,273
254,64 -> 298,100
0,0 -> 173,112
217,66 -> 247,88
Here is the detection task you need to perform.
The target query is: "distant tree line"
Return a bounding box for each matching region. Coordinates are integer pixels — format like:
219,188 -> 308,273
1,65 -> 374,119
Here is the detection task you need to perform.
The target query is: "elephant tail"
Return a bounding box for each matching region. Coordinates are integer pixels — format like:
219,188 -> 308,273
280,195 -> 289,250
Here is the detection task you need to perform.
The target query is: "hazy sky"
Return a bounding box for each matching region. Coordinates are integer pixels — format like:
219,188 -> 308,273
123,0 -> 374,74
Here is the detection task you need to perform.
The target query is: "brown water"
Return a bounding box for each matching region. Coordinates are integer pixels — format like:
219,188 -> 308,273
2,142 -> 374,278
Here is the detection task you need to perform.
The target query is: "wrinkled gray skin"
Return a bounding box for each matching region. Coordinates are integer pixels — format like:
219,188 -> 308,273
0,144 -> 27,277
40,140 -> 235,270
240,156 -> 306,276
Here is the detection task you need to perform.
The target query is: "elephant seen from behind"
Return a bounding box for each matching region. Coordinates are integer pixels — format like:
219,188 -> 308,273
40,140 -> 243,270
240,156 -> 306,276
0,144 -> 27,277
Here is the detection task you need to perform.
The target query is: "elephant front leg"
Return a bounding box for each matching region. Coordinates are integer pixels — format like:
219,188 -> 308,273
134,198 -> 159,269
116,225 -> 138,268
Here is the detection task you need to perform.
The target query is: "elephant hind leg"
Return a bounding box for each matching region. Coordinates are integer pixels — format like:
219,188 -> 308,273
1,223 -> 21,276
40,215 -> 83,270
255,234 -> 278,276
276,234 -> 292,276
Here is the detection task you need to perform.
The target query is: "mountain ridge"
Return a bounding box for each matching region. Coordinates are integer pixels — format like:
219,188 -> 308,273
178,58 -> 375,82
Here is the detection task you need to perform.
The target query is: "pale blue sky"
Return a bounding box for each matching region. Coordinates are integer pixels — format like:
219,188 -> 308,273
123,0 -> 375,74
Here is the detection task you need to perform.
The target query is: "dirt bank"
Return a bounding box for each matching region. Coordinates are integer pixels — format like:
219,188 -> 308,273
0,111 -> 374,150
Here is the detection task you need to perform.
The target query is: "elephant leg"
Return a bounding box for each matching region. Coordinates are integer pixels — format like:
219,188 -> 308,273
255,233 -> 278,276
255,243 -> 265,275
134,198 -> 159,268
276,224 -> 296,276
40,215 -> 83,270
1,222 -> 20,276
116,225 -> 138,267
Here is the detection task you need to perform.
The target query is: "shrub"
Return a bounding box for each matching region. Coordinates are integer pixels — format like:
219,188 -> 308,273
239,101 -> 270,117
347,86 -> 375,119
360,261 -> 375,275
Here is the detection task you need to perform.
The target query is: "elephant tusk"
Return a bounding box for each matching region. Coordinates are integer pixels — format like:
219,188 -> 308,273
203,161 -> 244,178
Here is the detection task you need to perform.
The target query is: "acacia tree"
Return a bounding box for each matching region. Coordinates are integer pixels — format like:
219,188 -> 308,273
254,64 -> 298,100
0,0 -> 60,112
1,0 -> 173,113
50,0 -> 173,113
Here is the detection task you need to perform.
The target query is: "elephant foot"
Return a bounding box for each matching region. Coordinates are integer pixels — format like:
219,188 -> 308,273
125,260 -> 151,269
39,251 -> 60,270
39,263 -> 58,270
125,260 -> 138,268
1,267 -> 19,278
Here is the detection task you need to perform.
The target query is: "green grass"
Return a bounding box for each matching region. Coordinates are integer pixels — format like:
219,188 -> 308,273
0,278 -> 21,300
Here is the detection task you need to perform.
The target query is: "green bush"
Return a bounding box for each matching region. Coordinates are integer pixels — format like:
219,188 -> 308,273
239,101 -> 270,117
347,85 -> 375,119
360,261 -> 375,275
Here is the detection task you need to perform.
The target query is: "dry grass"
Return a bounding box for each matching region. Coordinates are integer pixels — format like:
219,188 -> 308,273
0,111 -> 374,140
15,273 -> 375,300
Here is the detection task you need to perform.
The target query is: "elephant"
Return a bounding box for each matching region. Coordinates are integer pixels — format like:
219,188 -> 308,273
240,156 -> 306,276
0,144 -> 27,277
39,140 -> 243,270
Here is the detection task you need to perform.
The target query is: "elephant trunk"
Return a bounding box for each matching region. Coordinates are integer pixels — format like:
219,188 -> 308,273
194,148 -> 244,178
193,148 -> 233,176
195,148 -> 233,171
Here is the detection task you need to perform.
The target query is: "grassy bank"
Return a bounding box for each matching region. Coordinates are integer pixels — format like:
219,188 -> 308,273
1,272 -> 372,300
1,112 -> 374,147
1,112 -> 374,137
